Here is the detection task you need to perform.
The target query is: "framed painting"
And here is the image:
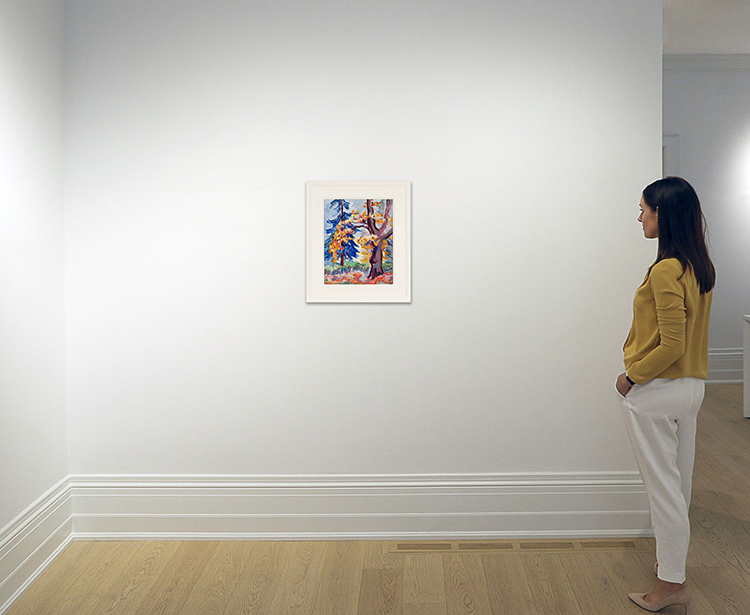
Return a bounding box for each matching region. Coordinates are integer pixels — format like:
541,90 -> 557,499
306,181 -> 411,303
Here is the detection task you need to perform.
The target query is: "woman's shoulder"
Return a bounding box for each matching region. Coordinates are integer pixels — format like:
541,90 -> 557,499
648,258 -> 688,287
649,258 -> 700,295
651,258 -> 684,276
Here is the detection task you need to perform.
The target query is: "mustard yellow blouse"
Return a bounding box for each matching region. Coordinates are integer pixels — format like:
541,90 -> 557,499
623,258 -> 712,384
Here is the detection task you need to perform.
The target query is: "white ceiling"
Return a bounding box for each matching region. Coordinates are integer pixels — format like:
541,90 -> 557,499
664,0 -> 750,54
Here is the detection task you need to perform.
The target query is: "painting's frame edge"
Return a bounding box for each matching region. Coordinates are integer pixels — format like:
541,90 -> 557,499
305,181 -> 411,303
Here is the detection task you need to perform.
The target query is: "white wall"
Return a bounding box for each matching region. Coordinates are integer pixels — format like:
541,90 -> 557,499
0,1 -> 71,608
64,0 -> 661,527
0,0 -> 68,532
664,56 -> 750,381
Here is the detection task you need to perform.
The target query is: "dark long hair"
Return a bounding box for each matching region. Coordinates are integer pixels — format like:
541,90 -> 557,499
642,176 -> 715,294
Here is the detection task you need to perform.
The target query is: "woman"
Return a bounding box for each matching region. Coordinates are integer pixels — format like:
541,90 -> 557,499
616,176 -> 714,614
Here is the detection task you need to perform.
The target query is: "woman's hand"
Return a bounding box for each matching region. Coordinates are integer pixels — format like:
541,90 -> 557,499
616,372 -> 633,397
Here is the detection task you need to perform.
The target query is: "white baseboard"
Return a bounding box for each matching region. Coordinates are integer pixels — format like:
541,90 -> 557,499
69,473 -> 651,541
663,54 -> 750,71
0,478 -> 73,615
708,348 -> 743,384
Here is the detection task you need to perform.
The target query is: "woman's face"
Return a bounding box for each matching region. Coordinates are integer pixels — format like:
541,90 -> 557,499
638,196 -> 659,239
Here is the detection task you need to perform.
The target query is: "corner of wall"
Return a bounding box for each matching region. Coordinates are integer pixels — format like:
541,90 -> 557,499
0,478 -> 73,615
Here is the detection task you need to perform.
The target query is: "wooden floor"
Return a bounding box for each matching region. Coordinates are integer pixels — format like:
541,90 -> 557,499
7,384 -> 749,615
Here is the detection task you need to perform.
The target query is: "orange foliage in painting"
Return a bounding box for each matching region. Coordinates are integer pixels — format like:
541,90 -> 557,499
328,225 -> 355,264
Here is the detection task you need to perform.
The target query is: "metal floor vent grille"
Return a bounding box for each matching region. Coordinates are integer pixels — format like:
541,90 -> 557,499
391,539 -> 654,554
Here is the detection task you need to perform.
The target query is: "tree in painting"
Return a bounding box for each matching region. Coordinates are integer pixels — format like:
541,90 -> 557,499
324,199 -> 359,270
356,199 -> 393,282
323,198 -> 393,284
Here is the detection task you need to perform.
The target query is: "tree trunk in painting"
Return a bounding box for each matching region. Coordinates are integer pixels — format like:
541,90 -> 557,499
367,241 -> 384,279
365,198 -> 393,282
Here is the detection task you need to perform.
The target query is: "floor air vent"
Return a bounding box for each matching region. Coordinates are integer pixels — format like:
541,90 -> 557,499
391,538 -> 652,554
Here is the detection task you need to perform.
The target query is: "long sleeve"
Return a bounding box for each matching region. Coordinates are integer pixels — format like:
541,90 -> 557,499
626,261 -> 686,383
624,258 -> 712,383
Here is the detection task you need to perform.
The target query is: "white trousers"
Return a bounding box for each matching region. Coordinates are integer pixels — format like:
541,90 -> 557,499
621,377 -> 705,584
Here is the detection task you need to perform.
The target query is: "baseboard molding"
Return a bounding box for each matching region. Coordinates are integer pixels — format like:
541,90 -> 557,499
69,473 -> 651,541
0,478 -> 73,615
664,54 -> 750,71
707,348 -> 743,384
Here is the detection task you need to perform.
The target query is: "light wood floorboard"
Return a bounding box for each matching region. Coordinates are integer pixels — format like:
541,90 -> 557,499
7,384 -> 748,615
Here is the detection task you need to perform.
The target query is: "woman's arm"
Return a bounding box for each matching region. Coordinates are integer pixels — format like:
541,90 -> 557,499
626,260 -> 687,383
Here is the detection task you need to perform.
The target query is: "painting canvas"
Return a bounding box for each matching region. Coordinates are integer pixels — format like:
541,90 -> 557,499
324,198 -> 393,285
306,181 -> 410,303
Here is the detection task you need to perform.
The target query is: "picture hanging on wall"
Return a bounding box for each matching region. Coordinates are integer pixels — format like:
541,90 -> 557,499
306,181 -> 411,303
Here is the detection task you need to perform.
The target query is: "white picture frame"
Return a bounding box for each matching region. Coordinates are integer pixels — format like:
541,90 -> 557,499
306,181 -> 411,303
